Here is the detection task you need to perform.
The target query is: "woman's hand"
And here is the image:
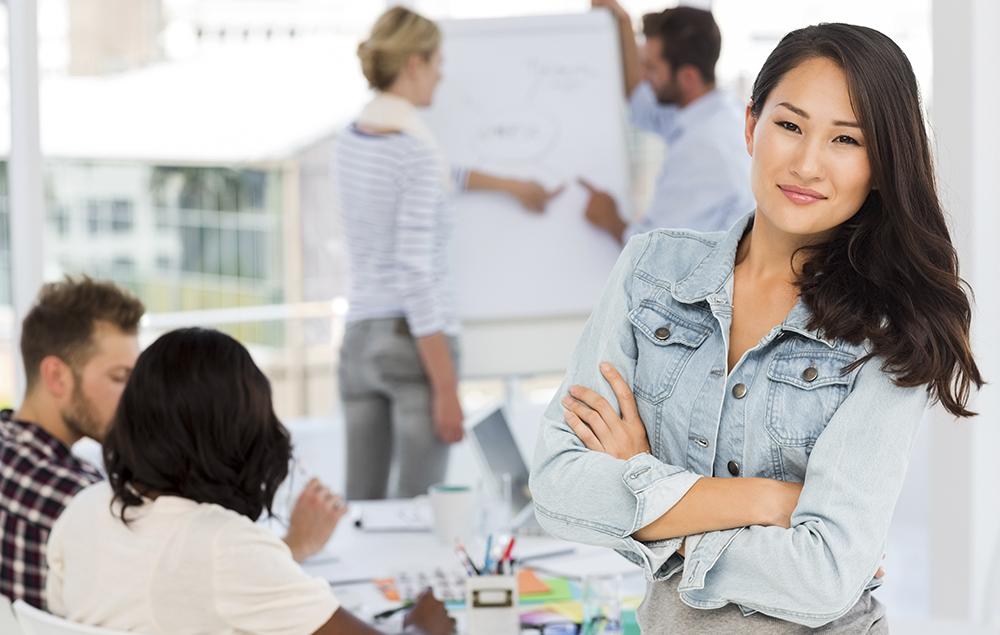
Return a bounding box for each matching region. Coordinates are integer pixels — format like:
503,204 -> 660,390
757,478 -> 804,529
464,171 -> 563,212
561,362 -> 651,460
284,478 -> 349,562
432,388 -> 465,444
403,589 -> 455,635
509,180 -> 564,212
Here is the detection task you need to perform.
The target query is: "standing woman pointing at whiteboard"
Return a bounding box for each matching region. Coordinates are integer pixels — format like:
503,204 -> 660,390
336,7 -> 562,500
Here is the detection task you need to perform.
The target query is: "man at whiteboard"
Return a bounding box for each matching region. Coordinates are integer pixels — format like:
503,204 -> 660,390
581,1 -> 753,244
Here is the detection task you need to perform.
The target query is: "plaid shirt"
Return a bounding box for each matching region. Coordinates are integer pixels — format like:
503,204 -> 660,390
0,410 -> 102,609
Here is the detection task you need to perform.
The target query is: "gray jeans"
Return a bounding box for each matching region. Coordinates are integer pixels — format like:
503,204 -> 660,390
338,318 -> 460,500
637,573 -> 888,634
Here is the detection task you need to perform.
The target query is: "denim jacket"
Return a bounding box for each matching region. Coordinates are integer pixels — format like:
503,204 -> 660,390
529,214 -> 928,628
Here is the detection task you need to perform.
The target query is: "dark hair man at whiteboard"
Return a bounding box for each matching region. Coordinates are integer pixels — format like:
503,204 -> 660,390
580,1 -> 753,244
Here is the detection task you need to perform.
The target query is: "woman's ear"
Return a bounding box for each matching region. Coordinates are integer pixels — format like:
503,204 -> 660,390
404,52 -> 424,77
744,102 -> 757,157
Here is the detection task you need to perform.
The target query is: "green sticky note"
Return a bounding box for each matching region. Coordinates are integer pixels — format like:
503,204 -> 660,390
520,577 -> 575,603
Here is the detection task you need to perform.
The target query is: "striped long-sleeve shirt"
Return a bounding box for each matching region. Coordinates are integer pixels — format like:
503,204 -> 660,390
334,125 -> 465,338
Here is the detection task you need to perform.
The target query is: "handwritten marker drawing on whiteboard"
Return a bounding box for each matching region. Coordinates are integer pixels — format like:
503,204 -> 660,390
423,11 -> 632,322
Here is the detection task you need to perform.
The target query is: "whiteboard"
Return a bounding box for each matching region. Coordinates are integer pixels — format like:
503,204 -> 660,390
423,11 -> 631,322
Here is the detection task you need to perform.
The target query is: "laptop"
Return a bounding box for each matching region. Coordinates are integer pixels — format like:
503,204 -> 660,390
465,404 -> 543,533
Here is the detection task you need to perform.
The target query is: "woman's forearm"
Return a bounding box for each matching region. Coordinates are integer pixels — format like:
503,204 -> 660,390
414,331 -> 464,444
413,332 -> 457,393
465,170 -> 561,212
631,477 -> 802,542
465,170 -> 513,194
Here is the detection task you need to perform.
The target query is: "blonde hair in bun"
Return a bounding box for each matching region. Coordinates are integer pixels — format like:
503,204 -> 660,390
358,6 -> 442,91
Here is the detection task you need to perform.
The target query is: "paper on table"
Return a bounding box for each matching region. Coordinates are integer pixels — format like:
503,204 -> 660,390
520,577 -> 574,603
374,578 -> 400,602
544,600 -> 583,622
355,504 -> 431,532
517,568 -> 551,595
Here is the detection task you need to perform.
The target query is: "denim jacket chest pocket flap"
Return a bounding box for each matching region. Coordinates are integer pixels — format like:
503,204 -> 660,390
765,349 -> 857,447
628,301 -> 712,404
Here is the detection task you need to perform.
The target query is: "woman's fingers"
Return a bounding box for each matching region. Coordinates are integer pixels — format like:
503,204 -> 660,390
546,184 -> 566,201
564,410 -> 604,452
567,384 -> 622,430
561,393 -> 613,438
599,362 -> 638,421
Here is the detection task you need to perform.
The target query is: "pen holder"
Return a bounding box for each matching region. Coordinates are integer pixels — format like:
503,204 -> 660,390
465,574 -> 519,635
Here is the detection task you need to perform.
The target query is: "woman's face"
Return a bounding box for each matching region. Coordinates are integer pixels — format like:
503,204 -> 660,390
745,56 -> 873,243
413,48 -> 443,107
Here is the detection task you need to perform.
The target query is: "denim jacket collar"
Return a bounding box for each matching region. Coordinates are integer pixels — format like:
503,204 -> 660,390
669,212 -> 837,349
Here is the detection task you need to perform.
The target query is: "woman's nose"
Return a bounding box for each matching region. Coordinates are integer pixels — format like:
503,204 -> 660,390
789,138 -> 825,181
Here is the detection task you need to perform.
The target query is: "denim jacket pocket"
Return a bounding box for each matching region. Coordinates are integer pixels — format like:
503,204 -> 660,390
628,301 -> 712,404
765,350 -> 855,481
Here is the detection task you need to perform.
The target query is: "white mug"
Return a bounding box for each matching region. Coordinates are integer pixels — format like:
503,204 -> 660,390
426,483 -> 474,544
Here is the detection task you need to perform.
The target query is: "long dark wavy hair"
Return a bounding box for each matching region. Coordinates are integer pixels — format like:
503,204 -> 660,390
103,328 -> 292,522
749,23 -> 982,417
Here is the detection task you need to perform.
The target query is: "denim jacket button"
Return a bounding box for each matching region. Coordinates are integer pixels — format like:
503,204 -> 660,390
654,326 -> 671,340
727,460 -> 740,476
732,383 -> 748,399
803,366 -> 819,382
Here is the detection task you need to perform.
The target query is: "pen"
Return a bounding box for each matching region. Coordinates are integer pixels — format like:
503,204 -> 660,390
455,540 -> 481,575
483,535 -> 494,574
518,547 -> 575,562
454,544 -> 479,576
373,602 -> 413,622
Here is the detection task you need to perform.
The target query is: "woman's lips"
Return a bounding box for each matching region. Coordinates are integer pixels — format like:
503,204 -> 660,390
779,185 -> 826,204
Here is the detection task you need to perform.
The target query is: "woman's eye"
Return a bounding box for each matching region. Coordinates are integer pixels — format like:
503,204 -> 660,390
777,121 -> 800,133
835,134 -> 860,145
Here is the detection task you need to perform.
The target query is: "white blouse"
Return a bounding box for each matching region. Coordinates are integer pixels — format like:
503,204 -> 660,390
46,481 -> 339,635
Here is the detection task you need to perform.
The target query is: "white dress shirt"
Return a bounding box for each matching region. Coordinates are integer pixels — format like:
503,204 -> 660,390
626,82 -> 754,240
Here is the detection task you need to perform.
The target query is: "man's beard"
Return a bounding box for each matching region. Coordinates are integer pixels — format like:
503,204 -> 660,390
654,83 -> 681,105
62,379 -> 105,443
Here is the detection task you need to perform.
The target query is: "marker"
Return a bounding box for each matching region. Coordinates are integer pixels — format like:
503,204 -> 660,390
500,537 -> 516,567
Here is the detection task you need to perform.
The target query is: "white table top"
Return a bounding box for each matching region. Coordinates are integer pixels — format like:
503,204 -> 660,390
294,499 -> 643,627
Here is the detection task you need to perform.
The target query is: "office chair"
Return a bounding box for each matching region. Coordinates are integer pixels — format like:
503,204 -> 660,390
13,600 -> 143,635
1,595 -> 23,635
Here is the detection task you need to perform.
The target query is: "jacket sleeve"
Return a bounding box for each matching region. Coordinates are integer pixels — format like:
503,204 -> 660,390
678,358 -> 928,627
529,232 -> 702,578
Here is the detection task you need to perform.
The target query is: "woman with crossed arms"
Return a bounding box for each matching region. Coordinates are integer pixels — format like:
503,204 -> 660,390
531,23 -> 981,633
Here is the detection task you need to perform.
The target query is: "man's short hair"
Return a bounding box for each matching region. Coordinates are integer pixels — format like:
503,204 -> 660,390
642,7 -> 721,84
21,276 -> 145,389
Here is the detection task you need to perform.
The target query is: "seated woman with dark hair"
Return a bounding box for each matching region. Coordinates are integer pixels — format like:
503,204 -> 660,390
45,328 -> 453,635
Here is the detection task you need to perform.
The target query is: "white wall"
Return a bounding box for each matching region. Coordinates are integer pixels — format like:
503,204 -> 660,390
930,0 -> 1000,623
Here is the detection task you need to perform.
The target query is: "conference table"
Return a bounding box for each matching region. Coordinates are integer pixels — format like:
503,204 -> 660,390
294,499 -> 645,632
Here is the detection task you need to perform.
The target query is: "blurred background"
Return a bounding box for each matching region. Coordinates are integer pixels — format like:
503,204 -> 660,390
0,0 -> 931,416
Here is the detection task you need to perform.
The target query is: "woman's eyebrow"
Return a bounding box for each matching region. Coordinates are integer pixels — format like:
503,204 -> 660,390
776,101 -> 808,118
777,101 -> 861,129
